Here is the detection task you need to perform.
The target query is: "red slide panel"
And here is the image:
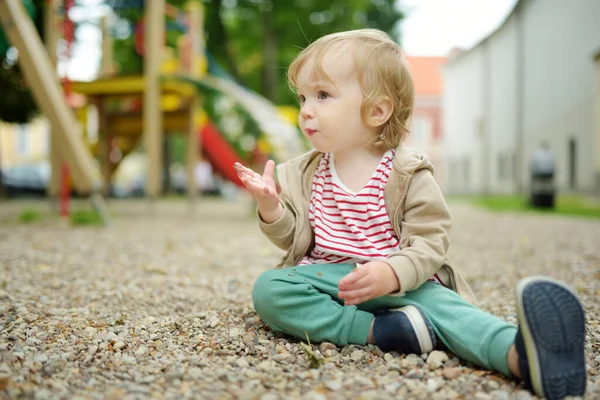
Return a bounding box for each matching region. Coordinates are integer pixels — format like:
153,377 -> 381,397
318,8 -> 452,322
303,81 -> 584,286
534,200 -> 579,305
199,121 -> 246,188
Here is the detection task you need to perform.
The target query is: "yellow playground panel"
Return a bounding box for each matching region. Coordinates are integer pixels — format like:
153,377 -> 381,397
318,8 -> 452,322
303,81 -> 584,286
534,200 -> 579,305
72,76 -> 201,192
71,0 -> 305,195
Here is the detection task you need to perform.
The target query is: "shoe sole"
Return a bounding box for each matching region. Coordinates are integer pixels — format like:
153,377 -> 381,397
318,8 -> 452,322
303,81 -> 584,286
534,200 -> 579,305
515,276 -> 587,400
390,305 -> 434,353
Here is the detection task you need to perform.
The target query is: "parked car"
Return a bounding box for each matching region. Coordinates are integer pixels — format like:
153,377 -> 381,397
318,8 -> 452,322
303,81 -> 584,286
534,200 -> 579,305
0,162 -> 50,197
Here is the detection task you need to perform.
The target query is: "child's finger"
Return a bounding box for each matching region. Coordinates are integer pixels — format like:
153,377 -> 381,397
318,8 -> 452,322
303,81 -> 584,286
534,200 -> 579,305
235,163 -> 258,178
236,166 -> 255,181
339,287 -> 374,305
338,267 -> 369,290
262,160 -> 275,180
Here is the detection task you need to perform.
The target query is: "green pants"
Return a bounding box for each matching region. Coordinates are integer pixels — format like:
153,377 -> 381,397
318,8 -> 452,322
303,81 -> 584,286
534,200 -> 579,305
252,264 -> 517,377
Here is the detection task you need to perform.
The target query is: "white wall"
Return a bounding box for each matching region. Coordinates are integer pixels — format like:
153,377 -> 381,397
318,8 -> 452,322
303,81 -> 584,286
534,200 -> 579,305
520,0 -> 600,191
443,0 -> 600,194
487,15 -> 518,194
443,46 -> 485,194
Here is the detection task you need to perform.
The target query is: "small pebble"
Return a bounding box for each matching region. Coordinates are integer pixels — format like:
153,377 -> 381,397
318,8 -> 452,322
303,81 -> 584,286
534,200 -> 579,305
113,341 -> 126,351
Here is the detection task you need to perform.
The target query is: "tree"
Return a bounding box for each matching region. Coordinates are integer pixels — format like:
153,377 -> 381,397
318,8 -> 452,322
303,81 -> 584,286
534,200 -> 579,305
0,0 -> 45,123
204,0 -> 405,105
106,0 -> 404,106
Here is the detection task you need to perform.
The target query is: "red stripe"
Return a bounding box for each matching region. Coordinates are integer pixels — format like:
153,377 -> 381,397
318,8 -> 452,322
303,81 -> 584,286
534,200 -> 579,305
318,205 -> 387,218
317,208 -> 389,224
315,242 -> 391,258
314,232 -> 399,252
318,202 -> 387,213
314,213 -> 392,232
331,198 -> 383,207
314,215 -> 395,236
315,225 -> 397,244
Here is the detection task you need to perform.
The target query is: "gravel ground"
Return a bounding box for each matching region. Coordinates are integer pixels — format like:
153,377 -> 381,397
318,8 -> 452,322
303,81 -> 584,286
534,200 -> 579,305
0,197 -> 599,400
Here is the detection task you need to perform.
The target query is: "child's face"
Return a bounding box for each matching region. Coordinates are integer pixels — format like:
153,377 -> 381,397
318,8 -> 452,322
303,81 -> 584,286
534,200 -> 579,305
295,49 -> 375,155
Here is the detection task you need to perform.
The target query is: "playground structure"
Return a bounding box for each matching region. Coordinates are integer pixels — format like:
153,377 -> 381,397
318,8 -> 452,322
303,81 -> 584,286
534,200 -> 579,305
0,0 -> 304,210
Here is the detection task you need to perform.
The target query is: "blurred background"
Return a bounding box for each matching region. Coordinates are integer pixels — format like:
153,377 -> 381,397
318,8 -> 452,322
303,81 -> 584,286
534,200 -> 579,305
0,0 -> 599,216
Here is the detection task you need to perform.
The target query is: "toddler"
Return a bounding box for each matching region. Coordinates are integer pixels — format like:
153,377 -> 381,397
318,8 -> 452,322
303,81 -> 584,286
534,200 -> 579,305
233,29 -> 587,400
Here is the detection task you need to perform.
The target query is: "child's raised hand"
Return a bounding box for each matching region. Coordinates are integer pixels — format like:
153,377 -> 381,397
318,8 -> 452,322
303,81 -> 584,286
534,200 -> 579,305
338,261 -> 400,305
234,160 -> 280,213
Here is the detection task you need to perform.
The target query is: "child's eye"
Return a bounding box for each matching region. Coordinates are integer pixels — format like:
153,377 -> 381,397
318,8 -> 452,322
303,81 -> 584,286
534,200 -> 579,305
317,91 -> 329,100
298,94 -> 306,103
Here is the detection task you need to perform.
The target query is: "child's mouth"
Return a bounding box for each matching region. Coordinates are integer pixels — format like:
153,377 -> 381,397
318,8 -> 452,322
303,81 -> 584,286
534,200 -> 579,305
305,129 -> 317,136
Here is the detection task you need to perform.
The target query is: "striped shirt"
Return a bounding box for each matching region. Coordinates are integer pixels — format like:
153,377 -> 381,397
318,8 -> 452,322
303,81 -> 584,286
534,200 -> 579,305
300,150 -> 399,265
299,150 -> 443,286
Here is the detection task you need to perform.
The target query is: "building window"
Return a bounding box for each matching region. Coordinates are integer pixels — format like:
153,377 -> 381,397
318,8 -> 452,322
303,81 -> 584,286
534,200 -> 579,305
462,157 -> 470,187
16,124 -> 29,157
497,153 -> 513,181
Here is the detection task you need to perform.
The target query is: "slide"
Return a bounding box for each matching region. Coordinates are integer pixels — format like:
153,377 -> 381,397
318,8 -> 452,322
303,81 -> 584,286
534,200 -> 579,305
198,120 -> 246,189
180,52 -> 304,190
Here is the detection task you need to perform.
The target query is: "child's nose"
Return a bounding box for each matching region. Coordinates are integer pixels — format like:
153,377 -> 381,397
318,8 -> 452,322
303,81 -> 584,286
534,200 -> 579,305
300,103 -> 315,119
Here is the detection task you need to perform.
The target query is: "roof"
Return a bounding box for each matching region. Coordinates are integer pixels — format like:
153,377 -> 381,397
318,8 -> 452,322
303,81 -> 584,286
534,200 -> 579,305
405,56 -> 448,96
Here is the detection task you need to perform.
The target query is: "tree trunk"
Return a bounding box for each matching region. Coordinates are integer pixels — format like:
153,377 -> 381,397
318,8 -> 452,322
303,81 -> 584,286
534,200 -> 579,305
261,8 -> 277,102
208,0 -> 243,83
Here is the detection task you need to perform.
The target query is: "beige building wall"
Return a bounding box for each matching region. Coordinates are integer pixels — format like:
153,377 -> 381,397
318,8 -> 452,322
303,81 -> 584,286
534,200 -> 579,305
0,117 -> 50,168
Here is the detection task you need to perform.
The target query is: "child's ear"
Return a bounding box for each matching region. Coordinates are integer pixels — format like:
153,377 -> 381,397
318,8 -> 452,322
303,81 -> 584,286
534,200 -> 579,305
366,97 -> 393,128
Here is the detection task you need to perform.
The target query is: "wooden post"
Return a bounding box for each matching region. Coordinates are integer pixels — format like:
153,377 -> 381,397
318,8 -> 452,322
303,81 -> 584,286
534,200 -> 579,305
100,15 -> 114,77
96,98 -> 111,196
186,96 -> 199,212
143,0 -> 164,202
45,0 -> 60,198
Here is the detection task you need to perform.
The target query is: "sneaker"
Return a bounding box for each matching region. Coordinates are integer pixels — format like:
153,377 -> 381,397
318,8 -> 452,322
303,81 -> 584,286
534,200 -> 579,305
372,305 -> 436,354
514,276 -> 587,400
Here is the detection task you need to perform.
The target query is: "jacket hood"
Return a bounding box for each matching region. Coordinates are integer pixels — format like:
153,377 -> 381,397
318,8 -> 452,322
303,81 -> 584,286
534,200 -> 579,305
392,144 -> 435,176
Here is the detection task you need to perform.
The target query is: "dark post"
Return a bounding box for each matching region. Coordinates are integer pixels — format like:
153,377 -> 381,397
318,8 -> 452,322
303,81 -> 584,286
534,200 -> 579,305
529,142 -> 556,208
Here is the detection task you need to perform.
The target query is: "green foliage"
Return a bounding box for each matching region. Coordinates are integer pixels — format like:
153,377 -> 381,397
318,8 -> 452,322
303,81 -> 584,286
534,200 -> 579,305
0,0 -> 45,123
452,195 -> 600,219
70,209 -> 104,226
204,0 -> 405,105
18,208 -> 41,223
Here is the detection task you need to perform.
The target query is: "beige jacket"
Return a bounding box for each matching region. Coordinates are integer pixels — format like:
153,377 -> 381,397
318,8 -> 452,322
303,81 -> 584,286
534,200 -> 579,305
258,144 -> 478,306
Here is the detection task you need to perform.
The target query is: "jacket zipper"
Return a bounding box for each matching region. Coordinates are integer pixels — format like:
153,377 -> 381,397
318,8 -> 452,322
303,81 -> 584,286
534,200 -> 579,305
444,259 -> 461,295
393,174 -> 462,296
393,175 -> 411,226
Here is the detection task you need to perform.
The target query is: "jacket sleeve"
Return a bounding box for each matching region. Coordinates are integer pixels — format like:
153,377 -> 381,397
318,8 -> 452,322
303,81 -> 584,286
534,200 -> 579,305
384,169 -> 451,294
257,165 -> 297,251
257,202 -> 296,251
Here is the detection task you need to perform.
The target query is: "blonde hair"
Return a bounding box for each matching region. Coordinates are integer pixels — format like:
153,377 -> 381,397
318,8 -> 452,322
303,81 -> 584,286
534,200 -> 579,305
288,29 -> 415,151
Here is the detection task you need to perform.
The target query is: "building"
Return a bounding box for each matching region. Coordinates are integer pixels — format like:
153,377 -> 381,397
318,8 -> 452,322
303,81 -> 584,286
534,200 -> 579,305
0,117 -> 50,169
405,56 -> 447,187
442,0 -> 600,194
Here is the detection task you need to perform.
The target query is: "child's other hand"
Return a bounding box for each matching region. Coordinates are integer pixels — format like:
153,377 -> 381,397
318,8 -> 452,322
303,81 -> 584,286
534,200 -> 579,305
234,160 -> 280,212
338,261 -> 400,305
